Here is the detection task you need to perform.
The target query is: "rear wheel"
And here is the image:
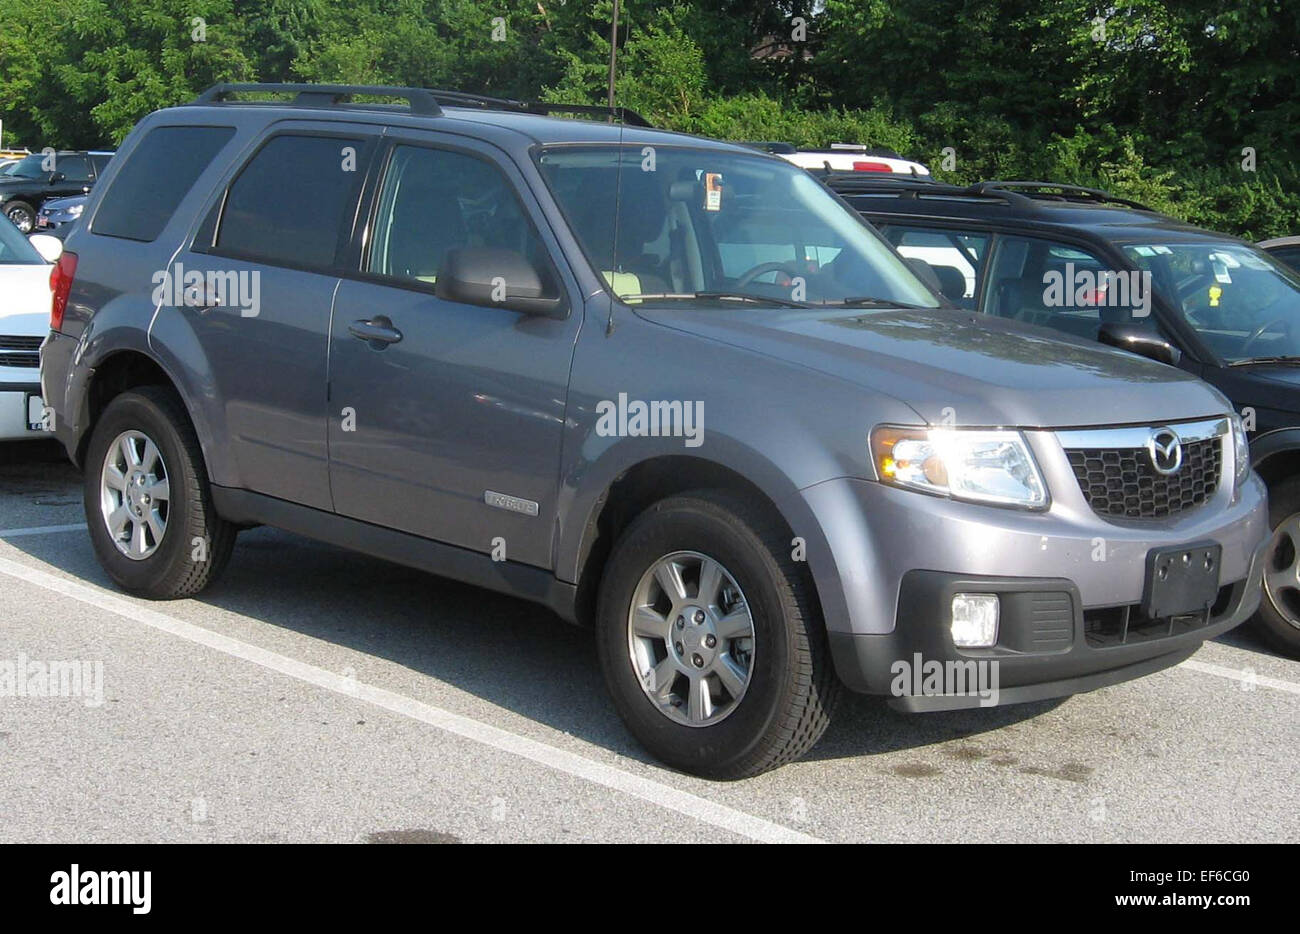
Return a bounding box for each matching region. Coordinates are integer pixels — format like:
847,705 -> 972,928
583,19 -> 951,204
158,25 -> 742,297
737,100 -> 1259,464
1257,474 -> 1300,658
83,387 -> 236,598
596,491 -> 840,779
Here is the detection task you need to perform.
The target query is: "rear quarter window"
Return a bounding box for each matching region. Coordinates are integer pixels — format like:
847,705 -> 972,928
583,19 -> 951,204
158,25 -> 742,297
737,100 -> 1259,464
92,126 -> 235,242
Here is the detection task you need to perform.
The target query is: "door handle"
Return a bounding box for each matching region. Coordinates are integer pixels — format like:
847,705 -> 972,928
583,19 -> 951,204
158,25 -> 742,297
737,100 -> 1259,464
349,317 -> 403,347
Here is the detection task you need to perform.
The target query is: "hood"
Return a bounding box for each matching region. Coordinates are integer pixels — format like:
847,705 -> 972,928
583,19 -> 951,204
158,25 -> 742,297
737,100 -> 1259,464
0,265 -> 54,330
637,305 -> 1230,428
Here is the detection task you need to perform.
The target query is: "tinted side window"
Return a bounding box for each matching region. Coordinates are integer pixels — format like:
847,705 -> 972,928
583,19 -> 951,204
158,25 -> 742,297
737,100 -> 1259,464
58,156 -> 92,182
217,134 -> 365,271
985,235 -> 1118,339
367,144 -> 556,294
886,225 -> 989,309
94,126 -> 235,242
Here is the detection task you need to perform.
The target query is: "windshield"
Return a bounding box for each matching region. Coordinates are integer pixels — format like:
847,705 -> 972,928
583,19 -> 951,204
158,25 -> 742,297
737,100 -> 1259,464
3,154 -> 48,180
0,213 -> 44,264
536,145 -> 939,308
1123,240 -> 1300,363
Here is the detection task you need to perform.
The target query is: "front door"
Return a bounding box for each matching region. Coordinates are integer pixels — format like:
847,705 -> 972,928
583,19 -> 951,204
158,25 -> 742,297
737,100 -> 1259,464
327,137 -> 581,569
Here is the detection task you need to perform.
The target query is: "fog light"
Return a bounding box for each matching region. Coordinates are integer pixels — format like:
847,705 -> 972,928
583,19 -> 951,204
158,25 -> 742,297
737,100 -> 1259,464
951,593 -> 999,647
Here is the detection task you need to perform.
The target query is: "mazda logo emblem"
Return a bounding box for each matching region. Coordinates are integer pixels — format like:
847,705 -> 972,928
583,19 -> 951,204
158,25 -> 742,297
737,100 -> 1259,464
1147,427 -> 1183,475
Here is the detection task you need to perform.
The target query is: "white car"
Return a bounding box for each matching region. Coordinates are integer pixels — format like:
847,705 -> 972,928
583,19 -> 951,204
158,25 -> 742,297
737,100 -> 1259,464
0,223 -> 58,440
762,142 -> 931,177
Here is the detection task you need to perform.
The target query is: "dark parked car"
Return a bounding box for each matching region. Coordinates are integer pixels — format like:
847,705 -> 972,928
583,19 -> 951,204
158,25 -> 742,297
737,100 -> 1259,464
0,150 -> 112,232
827,175 -> 1300,656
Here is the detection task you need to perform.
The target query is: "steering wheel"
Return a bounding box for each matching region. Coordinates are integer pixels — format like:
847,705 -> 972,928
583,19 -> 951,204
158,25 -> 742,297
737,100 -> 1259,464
1239,316 -> 1289,356
734,261 -> 801,289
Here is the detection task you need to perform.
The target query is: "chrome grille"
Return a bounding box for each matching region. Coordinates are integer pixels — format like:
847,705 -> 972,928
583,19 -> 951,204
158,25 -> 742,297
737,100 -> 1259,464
0,335 -> 42,368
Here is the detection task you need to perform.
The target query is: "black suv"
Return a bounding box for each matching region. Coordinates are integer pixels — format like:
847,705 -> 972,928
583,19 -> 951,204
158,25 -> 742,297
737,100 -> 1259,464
827,175 -> 1300,657
0,150 -> 113,233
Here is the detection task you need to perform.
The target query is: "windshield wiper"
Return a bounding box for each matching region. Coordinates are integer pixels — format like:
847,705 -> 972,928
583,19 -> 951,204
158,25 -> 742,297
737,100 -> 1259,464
830,296 -> 937,310
623,291 -> 811,309
1229,355 -> 1300,366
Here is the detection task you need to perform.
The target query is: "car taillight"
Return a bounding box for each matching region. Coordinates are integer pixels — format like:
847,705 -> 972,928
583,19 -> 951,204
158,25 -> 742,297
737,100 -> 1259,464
50,251 -> 77,331
852,161 -> 892,172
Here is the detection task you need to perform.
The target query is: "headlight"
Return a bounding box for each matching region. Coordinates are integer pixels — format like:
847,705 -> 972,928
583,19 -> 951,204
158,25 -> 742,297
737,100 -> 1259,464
66,203 -> 84,218
870,425 -> 1048,509
1230,413 -> 1250,489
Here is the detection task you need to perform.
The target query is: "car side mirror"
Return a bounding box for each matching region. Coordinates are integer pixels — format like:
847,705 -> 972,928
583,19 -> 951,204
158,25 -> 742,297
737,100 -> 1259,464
1098,321 -> 1181,366
434,247 -> 566,319
27,232 -> 64,264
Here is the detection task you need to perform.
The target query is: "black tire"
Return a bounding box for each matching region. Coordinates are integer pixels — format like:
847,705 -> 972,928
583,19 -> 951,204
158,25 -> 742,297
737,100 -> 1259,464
1256,474 -> 1300,658
596,490 -> 840,779
83,387 -> 236,598
4,200 -> 35,233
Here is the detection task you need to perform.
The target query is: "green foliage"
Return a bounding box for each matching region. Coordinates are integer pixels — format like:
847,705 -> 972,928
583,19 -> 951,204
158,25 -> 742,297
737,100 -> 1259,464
0,0 -> 1294,237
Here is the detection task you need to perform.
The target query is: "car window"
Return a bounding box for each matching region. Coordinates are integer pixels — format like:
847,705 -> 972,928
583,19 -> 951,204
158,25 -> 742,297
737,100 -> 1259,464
90,154 -> 113,174
1124,240 -> 1300,363
1268,246 -> 1300,272
985,235 -> 1133,339
216,134 -> 366,271
366,144 -> 556,294
884,226 -> 989,309
536,145 -> 938,308
57,156 -> 92,182
94,126 -> 234,242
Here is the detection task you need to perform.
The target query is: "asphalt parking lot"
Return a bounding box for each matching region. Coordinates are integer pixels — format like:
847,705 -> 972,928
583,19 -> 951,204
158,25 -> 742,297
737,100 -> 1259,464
1,438 -> 1296,844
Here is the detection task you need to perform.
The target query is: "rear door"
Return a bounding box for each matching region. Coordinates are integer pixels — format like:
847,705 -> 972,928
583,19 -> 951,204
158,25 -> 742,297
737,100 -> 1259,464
178,124 -> 378,510
326,133 -> 581,569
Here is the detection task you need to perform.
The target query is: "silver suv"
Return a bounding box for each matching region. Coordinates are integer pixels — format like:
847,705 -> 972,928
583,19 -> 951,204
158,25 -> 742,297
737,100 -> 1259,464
40,84 -> 1270,778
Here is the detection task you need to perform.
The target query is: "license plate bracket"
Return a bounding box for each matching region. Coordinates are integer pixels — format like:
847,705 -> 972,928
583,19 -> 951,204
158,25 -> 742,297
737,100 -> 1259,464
25,393 -> 48,432
1142,542 -> 1221,619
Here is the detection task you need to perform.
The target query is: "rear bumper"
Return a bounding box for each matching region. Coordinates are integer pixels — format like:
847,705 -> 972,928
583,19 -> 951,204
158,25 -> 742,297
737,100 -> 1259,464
828,535 -> 1267,710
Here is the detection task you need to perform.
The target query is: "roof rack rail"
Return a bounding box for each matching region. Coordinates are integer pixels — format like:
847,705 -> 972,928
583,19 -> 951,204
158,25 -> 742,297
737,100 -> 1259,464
193,82 -> 445,116
971,180 -> 1152,211
192,83 -> 654,128
818,173 -> 1035,206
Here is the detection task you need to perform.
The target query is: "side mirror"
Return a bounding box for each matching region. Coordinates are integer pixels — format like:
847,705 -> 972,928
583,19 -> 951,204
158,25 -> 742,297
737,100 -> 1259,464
48,172 -> 66,184
28,232 -> 64,264
435,247 -> 566,319
1098,321 -> 1181,366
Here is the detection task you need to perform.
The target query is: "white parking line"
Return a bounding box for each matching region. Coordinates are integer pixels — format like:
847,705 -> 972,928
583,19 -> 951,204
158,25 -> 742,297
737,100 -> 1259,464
0,553 -> 821,845
0,523 -> 87,538
1179,658 -> 1300,696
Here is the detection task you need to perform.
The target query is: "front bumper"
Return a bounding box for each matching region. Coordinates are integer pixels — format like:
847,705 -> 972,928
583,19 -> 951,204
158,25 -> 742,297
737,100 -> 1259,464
0,379 -> 46,441
829,539 -> 1265,709
800,472 -> 1269,708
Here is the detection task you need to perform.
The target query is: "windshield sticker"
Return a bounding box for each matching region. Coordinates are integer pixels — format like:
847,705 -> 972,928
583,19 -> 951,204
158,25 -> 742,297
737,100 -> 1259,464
704,172 -> 722,212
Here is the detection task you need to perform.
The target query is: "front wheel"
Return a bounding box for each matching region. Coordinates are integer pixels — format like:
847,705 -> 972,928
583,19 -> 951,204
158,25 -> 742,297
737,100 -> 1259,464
596,491 -> 840,779
1257,474 -> 1300,658
83,387 -> 236,598
4,201 -> 35,233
